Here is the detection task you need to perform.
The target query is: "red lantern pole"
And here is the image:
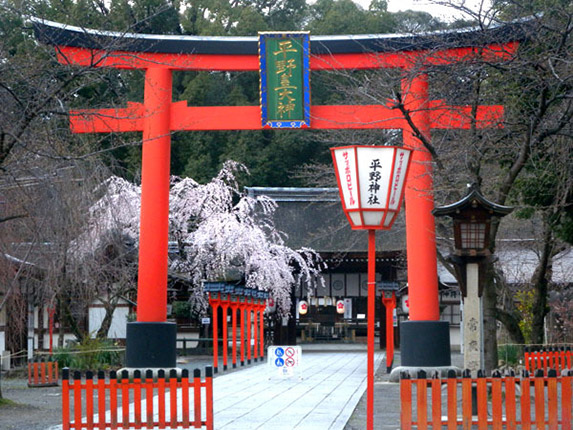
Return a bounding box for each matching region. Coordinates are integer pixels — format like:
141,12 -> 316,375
231,298 -> 239,369
331,145 -> 412,430
247,298 -> 252,364
382,293 -> 396,372
240,299 -> 246,366
367,229 -> 376,430
209,294 -> 220,373
253,301 -> 259,362
259,303 -> 265,359
221,296 -> 230,371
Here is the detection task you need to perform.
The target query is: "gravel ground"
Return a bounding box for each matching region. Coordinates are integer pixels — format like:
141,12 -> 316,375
0,375 -> 63,430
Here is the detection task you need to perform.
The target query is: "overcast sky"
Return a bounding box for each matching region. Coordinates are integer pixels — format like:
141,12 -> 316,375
355,0 -> 492,22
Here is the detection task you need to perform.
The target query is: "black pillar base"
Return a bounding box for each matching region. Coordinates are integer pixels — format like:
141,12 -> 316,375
400,321 -> 451,367
126,322 -> 177,368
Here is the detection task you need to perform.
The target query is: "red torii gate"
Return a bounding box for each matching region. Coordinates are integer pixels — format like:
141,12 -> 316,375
33,18 -> 526,369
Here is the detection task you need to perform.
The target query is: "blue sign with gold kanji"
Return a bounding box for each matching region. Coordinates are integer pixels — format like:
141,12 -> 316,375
259,32 -> 311,128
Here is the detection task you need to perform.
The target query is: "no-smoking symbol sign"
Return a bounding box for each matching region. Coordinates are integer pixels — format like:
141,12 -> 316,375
285,347 -> 296,367
269,345 -> 301,377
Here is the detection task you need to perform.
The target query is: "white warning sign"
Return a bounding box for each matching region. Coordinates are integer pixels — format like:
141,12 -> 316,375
268,345 -> 302,378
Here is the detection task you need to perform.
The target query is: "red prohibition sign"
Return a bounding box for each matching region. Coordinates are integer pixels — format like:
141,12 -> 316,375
285,357 -> 296,367
285,347 -> 296,358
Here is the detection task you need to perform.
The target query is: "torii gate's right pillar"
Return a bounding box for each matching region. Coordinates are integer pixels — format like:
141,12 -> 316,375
400,73 -> 451,367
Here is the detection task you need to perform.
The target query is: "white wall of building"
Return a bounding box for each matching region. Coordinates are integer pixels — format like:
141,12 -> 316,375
89,305 -> 129,339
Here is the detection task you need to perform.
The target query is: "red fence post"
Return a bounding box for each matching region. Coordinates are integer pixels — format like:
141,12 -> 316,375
41,358 -> 48,385
491,371 -> 503,430
62,368 -> 70,430
525,347 -> 531,372
534,369 -> 545,429
446,370 -> 457,430
461,370 -> 473,430
34,358 -> 39,385
563,370 -> 572,430
416,370 -> 428,430
505,370 -> 517,430
206,367 -> 214,430
86,371 -> 95,430
430,372 -> 441,428
182,369 -> 190,429
73,371 -> 83,430
193,369 -> 201,428
97,370 -> 106,430
121,370 -> 130,428
145,369 -> 154,429
548,369 -> 558,430
521,370 -> 532,430
169,369 -> 178,428
556,347 -> 567,372
133,370 -> 142,430
400,372 -> 412,430
110,370 -> 118,429
477,370 -> 488,430
158,370 -> 166,428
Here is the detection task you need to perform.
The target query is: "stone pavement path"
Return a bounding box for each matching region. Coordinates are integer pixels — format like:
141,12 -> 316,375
212,350 -> 384,430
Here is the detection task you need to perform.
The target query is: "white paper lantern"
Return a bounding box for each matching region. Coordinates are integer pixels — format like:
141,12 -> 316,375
331,146 -> 412,230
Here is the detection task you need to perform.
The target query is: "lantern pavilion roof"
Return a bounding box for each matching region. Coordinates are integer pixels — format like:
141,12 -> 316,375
432,184 -> 514,218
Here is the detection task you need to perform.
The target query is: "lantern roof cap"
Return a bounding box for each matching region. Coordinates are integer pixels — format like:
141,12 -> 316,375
30,16 -> 534,56
432,183 -> 514,218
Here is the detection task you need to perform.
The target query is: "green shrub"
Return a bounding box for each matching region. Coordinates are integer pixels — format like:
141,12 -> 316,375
498,344 -> 522,366
53,337 -> 123,370
172,301 -> 191,319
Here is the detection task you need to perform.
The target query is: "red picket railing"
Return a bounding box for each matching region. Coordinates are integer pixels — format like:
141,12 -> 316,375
525,346 -> 573,374
401,368 -> 573,429
28,357 -> 59,387
62,367 -> 213,430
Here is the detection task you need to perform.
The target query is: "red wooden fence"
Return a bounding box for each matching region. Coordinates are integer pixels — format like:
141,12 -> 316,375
28,357 -> 59,387
62,367 -> 213,430
401,368 -> 573,429
525,347 -> 573,374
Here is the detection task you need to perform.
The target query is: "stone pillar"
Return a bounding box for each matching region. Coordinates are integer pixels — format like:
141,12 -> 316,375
463,262 -> 483,372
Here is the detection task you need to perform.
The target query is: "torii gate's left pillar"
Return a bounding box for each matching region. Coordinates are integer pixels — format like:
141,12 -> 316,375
126,67 -> 177,368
